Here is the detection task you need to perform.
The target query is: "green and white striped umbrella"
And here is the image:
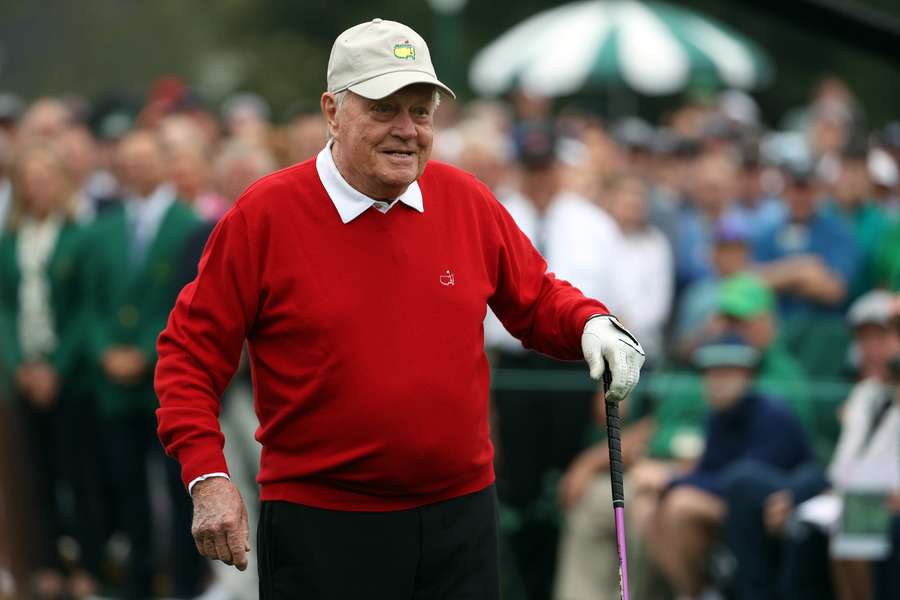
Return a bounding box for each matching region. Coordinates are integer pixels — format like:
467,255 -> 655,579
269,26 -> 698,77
469,0 -> 774,97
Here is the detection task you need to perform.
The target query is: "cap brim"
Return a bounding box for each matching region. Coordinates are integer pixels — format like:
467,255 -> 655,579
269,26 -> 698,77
348,70 -> 455,100
693,344 -> 759,370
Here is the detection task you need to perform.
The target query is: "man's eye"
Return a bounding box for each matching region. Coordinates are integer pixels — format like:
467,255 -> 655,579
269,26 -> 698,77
372,103 -> 392,113
412,106 -> 430,117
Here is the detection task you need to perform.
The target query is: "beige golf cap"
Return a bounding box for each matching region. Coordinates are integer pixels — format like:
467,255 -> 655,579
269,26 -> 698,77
327,18 -> 455,100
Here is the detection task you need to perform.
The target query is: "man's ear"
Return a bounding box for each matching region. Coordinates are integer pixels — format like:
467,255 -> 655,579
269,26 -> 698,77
321,92 -> 339,139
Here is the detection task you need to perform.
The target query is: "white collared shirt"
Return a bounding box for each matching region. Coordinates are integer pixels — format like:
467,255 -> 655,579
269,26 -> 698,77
315,140 -> 424,223
124,182 -> 176,255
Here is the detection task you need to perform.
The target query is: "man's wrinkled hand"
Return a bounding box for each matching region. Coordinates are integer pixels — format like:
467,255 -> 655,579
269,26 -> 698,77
581,315 -> 645,402
190,477 -> 250,571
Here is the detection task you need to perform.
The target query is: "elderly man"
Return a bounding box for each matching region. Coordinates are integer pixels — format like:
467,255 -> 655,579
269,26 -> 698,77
155,19 -> 644,599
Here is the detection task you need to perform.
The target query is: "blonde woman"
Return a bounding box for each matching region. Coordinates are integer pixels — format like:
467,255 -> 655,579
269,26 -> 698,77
0,142 -> 101,599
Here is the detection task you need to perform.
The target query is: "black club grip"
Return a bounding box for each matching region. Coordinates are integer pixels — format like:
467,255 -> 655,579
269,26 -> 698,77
605,398 -> 625,507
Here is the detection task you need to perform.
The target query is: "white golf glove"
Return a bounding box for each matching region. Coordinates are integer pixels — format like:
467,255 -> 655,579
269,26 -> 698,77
581,315 -> 645,402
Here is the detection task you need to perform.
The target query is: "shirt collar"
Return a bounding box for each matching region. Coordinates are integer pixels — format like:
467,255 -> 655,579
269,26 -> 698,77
125,182 -> 176,231
315,139 -> 424,224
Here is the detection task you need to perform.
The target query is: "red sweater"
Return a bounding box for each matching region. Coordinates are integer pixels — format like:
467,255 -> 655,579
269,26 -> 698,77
155,158 -> 608,511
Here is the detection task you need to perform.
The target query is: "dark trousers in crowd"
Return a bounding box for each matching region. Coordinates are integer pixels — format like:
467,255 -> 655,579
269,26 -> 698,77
780,510 -> 900,600
18,389 -> 111,577
779,522 -> 836,600
873,516 -> 900,599
258,484 -> 499,600
104,411 -> 207,599
720,459 -> 829,600
491,350 -> 594,600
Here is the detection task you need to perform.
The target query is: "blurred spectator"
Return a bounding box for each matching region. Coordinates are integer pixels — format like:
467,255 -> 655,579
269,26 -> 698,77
780,290 -> 900,600
675,151 -> 739,287
731,143 -> 784,236
450,119 -> 512,196
284,108 -> 328,165
486,122 -> 622,600
17,98 -> 71,143
55,124 -> 118,221
821,141 -> 891,297
715,274 -> 811,428
867,146 -> 899,210
0,142 -> 103,598
753,160 -> 861,377
674,216 -> 753,361
846,290 -> 900,381
221,92 -> 271,146
213,139 -> 278,205
648,333 -> 820,600
779,77 -> 858,159
601,172 -> 673,364
86,130 -> 207,599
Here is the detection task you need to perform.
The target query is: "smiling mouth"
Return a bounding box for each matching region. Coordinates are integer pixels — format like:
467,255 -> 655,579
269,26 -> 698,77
382,150 -> 416,157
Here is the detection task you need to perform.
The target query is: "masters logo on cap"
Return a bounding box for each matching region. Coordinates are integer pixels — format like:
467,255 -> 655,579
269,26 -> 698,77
327,18 -> 455,100
393,41 -> 416,60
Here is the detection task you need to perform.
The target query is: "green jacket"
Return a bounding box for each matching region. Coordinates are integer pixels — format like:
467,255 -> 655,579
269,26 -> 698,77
0,220 -> 90,395
86,200 -> 201,417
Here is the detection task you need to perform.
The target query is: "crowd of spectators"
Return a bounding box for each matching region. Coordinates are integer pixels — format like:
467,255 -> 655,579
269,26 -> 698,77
0,74 -> 897,600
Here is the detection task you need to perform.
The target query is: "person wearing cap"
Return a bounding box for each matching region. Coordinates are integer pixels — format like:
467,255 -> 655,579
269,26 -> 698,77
752,159 -> 863,380
648,333 -> 819,600
674,151 -> 741,288
746,290 -> 900,600
482,120 -> 624,599
753,158 -> 861,316
731,143 -> 785,236
155,19 -> 645,599
715,274 -> 812,429
673,215 -> 753,361
820,140 -> 892,298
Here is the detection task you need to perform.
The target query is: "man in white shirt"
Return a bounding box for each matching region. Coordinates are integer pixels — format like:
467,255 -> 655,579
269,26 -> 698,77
485,123 -> 624,599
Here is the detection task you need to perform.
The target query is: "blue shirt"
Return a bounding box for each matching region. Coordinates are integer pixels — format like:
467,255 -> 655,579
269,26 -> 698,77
675,205 -> 743,289
752,209 -> 861,316
670,392 -> 813,496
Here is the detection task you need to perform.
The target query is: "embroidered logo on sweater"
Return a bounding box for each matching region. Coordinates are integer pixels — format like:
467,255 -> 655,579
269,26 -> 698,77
440,269 -> 455,286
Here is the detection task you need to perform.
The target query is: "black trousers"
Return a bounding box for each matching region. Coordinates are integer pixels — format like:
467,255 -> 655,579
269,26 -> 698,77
17,388 -> 111,575
258,485 -> 499,600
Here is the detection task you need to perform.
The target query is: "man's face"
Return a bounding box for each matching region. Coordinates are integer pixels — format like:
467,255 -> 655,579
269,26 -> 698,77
704,366 -> 753,410
712,242 -> 749,277
855,323 -> 900,375
724,313 -> 774,350
785,179 -> 818,222
323,84 -> 436,199
117,132 -> 168,197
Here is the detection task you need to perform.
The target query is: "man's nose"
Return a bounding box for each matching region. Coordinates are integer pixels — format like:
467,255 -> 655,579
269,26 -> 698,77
390,111 -> 417,140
